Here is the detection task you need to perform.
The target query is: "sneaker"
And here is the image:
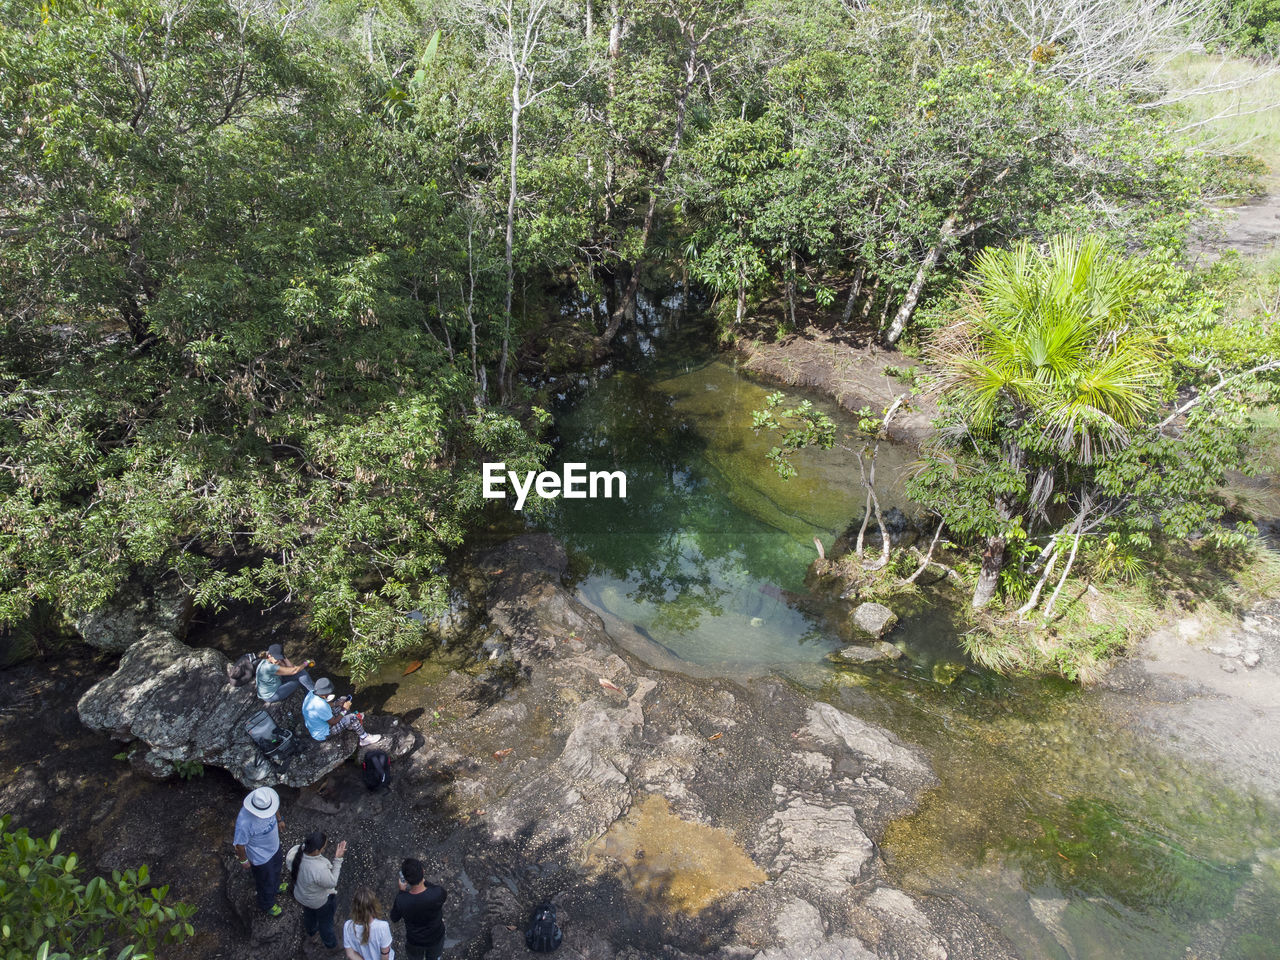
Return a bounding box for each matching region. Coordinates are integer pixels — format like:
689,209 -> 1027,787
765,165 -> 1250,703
278,881 -> 290,893
266,904 -> 283,918
359,733 -> 382,746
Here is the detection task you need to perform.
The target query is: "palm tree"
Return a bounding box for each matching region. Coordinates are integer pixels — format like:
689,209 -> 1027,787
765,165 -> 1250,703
932,234 -> 1164,609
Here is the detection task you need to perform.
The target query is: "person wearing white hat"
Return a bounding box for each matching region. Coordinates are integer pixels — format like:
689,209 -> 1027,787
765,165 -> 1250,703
233,787 -> 288,917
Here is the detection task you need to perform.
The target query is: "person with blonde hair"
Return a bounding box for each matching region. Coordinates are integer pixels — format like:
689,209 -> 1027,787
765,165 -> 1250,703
343,887 -> 394,960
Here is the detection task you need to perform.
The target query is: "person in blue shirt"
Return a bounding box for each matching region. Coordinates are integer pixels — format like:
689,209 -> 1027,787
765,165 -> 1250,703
233,787 -> 287,916
303,677 -> 381,747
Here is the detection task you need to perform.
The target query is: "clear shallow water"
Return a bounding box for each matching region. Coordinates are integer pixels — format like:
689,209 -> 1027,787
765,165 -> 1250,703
536,303 -> 1280,959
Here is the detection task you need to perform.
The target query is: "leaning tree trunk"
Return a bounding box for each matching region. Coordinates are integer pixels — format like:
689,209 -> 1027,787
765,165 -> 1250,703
883,175 -> 993,346
884,212 -> 958,346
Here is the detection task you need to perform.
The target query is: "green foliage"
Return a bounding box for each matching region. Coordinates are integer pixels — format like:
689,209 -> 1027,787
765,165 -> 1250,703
0,0 -> 549,680
751,393 -> 836,479
935,235 -> 1164,459
171,760 -> 204,781
681,9 -> 1214,342
0,817 -> 195,960
1222,0 -> 1280,52
910,233 -> 1280,617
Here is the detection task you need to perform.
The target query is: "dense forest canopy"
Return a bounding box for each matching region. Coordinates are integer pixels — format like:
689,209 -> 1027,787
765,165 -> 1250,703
1,0 -> 1277,677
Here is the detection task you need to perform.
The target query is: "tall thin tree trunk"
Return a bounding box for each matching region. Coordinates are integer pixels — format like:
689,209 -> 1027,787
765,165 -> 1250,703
841,265 -> 863,325
464,219 -> 482,404
862,451 -> 891,570
602,4 -> 623,227
854,486 -> 872,559
500,95 -> 520,400
736,262 -> 746,326
786,250 -> 798,328
601,38 -> 697,347
861,277 -> 879,320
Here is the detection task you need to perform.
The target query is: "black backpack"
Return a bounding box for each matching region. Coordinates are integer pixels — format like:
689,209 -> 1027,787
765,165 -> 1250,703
226,652 -> 261,688
245,709 -> 300,767
524,903 -> 562,953
361,750 -> 391,791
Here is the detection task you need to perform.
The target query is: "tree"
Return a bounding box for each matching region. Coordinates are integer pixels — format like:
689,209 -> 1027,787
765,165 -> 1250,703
463,0 -> 585,398
0,817 -> 195,960
679,9 -> 1215,347
598,0 -> 749,346
919,235 -> 1164,608
0,0 -> 548,680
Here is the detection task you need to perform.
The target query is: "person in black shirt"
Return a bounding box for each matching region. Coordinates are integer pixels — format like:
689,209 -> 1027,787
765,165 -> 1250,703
391,858 -> 447,960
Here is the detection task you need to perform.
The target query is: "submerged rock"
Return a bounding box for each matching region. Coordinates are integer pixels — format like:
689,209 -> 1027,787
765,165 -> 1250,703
71,578 -> 192,652
931,661 -> 966,686
851,602 -> 898,639
833,641 -> 903,664
76,632 -> 395,787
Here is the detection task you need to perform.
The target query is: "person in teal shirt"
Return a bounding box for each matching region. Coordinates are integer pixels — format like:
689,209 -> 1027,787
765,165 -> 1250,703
256,643 -> 316,703
303,677 -> 381,746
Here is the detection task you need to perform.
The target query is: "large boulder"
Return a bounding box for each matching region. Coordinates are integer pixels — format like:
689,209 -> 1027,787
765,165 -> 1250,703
72,578 -> 192,652
76,632 -> 375,787
850,603 -> 898,639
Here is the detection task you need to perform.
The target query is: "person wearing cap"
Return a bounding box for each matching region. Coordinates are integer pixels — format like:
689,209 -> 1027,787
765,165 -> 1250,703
303,677 -> 382,747
233,787 -> 288,917
256,643 -> 316,704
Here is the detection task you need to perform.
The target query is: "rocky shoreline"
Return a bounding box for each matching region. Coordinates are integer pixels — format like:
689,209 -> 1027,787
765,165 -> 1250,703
1,534 -> 1020,960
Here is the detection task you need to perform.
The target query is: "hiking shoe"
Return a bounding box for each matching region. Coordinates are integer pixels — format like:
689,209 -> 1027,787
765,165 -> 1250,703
278,881 -> 290,893
359,733 -> 382,746
266,904 -> 283,918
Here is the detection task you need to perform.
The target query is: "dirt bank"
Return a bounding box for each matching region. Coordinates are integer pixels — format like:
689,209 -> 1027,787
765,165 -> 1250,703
732,326 -> 936,445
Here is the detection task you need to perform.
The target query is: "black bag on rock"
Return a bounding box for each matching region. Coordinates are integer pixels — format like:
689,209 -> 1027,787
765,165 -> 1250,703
226,652 -> 261,687
524,902 -> 562,953
361,749 -> 391,791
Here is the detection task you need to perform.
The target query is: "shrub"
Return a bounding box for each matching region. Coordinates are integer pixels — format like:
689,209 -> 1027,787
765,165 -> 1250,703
0,816 -> 195,960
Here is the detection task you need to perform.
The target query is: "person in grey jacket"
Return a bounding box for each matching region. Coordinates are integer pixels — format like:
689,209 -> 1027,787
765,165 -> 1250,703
287,830 -> 346,949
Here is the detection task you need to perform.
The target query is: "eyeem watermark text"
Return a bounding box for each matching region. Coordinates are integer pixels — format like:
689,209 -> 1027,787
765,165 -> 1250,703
483,462 -> 627,511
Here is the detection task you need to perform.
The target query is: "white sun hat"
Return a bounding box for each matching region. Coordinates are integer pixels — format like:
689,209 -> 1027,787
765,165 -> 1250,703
243,786 -> 280,819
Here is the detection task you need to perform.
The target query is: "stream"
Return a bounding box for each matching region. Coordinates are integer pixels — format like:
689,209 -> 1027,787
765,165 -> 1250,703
536,298 -> 1280,960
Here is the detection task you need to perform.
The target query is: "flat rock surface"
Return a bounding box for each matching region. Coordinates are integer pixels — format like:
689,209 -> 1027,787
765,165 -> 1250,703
1108,599 -> 1280,801
18,535 -> 1018,960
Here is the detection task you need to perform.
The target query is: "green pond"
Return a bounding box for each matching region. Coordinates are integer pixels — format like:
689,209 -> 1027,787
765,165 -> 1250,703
536,305 -> 1280,960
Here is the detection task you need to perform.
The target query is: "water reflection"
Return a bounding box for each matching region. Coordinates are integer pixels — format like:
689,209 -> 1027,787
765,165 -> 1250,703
543,358 -> 885,667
